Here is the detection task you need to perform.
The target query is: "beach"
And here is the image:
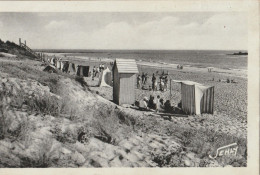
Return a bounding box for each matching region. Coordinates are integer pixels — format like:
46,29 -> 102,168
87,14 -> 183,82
43,51 -> 247,79
0,9 -> 252,168
0,48 -> 247,167
44,51 -> 247,138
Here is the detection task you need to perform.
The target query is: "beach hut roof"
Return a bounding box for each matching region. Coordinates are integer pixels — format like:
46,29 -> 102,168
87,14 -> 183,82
172,80 -> 213,88
43,65 -> 57,73
114,58 -> 139,73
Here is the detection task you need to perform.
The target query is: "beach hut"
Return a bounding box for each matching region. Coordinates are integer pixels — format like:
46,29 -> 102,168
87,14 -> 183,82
113,58 -> 139,105
68,63 -> 76,74
43,65 -> 57,73
62,61 -> 69,73
56,60 -> 61,69
99,67 -> 112,87
50,57 -> 55,65
77,65 -> 90,77
172,80 -> 214,115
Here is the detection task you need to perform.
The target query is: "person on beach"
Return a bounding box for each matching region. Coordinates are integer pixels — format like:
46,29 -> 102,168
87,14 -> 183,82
144,73 -> 148,84
152,74 -> 156,91
164,100 -> 172,113
95,67 -> 99,77
141,72 -> 145,84
139,96 -> 149,110
160,80 -> 165,92
155,95 -> 161,113
137,75 -> 141,89
93,66 -> 96,77
92,70 -> 95,80
159,98 -> 164,107
154,81 -> 158,91
164,76 -> 168,90
148,95 -> 156,110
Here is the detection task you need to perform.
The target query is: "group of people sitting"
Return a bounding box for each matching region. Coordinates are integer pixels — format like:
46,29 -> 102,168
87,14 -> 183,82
137,95 -> 168,112
136,95 -> 182,114
213,77 -> 237,83
137,95 -> 163,112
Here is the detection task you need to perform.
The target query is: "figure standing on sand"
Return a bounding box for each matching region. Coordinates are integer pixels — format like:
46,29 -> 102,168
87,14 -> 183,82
152,73 -> 156,91
164,76 -> 168,90
144,73 -> 148,85
141,72 -> 145,84
159,78 -> 164,91
92,66 -> 96,80
95,67 -> 99,77
137,75 -> 141,89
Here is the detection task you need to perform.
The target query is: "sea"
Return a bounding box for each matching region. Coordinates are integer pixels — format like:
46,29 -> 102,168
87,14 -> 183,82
37,49 -> 248,70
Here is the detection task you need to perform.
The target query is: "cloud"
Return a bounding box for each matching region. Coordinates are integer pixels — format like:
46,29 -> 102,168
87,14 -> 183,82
45,20 -> 68,31
82,13 -> 247,50
10,12 -> 244,50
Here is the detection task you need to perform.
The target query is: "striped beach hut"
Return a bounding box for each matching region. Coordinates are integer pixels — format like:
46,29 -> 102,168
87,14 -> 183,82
113,59 -> 139,105
172,80 -> 214,115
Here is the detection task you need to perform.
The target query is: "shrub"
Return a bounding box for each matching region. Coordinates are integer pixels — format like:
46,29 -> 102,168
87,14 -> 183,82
24,94 -> 60,116
20,137 -> 60,167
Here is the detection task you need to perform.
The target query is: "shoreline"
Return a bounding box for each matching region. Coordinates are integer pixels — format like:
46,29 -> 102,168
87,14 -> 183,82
42,52 -> 247,79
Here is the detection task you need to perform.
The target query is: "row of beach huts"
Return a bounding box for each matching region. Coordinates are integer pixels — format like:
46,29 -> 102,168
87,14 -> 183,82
43,57 -> 90,77
43,56 -> 215,115
19,38 -> 214,115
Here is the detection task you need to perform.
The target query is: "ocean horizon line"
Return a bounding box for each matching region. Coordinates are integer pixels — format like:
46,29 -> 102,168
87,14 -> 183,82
33,49 -> 248,53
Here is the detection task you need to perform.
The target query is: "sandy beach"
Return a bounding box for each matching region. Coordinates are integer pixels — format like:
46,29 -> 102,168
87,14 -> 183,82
0,9 -> 253,169
43,52 -> 247,79
45,52 -> 247,138
0,48 -> 247,168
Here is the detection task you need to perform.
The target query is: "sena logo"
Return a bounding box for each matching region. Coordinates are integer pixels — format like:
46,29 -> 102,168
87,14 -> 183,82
209,143 -> 238,159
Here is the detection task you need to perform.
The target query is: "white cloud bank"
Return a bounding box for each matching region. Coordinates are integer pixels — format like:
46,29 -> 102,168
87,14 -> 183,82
80,13 -> 247,50
1,12 -> 247,50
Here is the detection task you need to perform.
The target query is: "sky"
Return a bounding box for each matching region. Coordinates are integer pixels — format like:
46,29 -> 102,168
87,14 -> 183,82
0,12 -> 247,50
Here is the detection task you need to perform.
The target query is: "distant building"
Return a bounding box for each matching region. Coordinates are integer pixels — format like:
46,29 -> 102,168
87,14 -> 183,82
112,58 -> 139,105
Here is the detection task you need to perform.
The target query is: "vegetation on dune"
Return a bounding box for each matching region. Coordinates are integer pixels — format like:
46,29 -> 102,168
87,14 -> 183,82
0,61 -> 74,94
0,41 -> 247,167
0,39 -> 38,59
